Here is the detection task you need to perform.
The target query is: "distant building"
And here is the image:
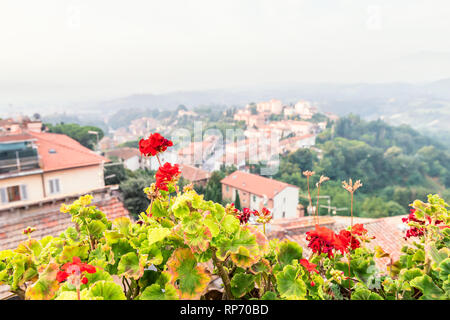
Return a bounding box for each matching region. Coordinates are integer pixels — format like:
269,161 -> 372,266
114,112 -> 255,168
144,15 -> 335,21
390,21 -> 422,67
179,164 -> 211,187
99,136 -> 115,152
105,147 -> 141,171
256,99 -> 283,115
0,131 -> 108,208
0,117 -> 43,134
178,136 -> 218,166
294,100 -> 318,119
234,109 -> 267,127
279,134 -> 316,154
221,171 -> 299,219
129,117 -> 158,137
178,110 -> 198,118
112,127 -> 138,146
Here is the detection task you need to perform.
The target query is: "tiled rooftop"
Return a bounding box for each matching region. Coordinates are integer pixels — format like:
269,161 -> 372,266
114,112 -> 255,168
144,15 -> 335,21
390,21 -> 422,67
268,214 -> 411,273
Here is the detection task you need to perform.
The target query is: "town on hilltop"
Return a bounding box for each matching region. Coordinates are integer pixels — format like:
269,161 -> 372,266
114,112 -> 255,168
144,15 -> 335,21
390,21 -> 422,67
1,98 -> 449,300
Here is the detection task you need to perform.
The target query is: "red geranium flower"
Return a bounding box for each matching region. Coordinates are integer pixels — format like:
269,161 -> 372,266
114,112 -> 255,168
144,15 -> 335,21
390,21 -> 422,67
351,224 -> 367,236
253,207 -> 273,224
139,133 -> 173,157
155,162 -> 180,191
305,225 -> 338,258
299,259 -> 319,274
56,256 -> 96,285
336,230 -> 360,252
237,208 -> 251,224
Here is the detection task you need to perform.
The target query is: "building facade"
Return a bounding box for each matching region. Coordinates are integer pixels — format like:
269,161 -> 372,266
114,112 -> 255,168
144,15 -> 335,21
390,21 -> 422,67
0,131 -> 108,208
221,171 -> 299,219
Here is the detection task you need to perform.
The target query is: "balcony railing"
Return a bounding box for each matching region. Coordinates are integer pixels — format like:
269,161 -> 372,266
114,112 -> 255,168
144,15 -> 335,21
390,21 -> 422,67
0,149 -> 40,175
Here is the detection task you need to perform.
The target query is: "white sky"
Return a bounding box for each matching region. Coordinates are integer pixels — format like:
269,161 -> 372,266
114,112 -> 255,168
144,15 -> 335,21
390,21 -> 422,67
1,0 -> 450,105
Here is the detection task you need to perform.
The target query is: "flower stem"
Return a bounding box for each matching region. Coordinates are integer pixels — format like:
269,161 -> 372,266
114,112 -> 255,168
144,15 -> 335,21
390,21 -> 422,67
315,184 -> 321,225
156,154 -> 162,167
211,247 -> 233,300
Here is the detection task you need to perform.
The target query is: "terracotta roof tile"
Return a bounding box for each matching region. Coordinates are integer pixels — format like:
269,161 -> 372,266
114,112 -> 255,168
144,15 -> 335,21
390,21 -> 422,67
221,171 -> 298,199
105,147 -> 140,160
179,164 -> 211,183
28,131 -> 109,172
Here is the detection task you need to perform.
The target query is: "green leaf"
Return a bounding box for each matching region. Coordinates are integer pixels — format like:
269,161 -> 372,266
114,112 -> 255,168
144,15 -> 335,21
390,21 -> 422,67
351,288 -> 383,300
167,248 -> 210,299
216,228 -> 258,260
58,244 -> 89,263
183,225 -> 212,254
222,215 -> 240,234
230,273 -> 255,298
82,268 -> 113,288
438,258 -> 450,282
410,274 -> 446,300
117,252 -> 145,280
89,280 -> 126,300
151,198 -> 168,218
148,227 -> 171,246
104,230 -> 125,245
261,291 -> 278,300
412,249 -> 425,262
139,283 -> 178,300
112,217 -> 131,235
276,240 -> 303,269
230,246 -> 258,268
276,265 -> 307,300
15,239 -> 42,257
429,243 -> 449,265
182,211 -> 203,234
203,214 -> 220,237
25,262 -> 60,300
87,220 -> 106,238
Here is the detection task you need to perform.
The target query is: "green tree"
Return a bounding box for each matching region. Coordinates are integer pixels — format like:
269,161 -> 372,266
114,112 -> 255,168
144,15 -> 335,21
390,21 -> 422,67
46,123 -> 104,150
119,169 -> 155,219
203,171 -> 225,203
234,190 -> 241,210
104,163 -> 128,185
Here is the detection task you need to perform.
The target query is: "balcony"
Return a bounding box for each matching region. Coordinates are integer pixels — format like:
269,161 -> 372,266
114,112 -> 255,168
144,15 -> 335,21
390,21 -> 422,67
0,149 -> 40,175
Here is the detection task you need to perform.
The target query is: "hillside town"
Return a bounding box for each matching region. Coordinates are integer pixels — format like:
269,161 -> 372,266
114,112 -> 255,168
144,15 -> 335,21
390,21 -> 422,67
0,99 -> 442,299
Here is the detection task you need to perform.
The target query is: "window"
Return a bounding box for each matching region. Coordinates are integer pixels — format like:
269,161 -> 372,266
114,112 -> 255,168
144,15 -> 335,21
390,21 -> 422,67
49,179 -> 61,194
282,211 -> 286,218
0,185 -> 28,204
226,186 -> 229,192
253,195 -> 256,202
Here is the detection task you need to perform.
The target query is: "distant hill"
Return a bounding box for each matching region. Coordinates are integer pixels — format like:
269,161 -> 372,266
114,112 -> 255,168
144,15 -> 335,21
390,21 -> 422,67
35,78 -> 450,136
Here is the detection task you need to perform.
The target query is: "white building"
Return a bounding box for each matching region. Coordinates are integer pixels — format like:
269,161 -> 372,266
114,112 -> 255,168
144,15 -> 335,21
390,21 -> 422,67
221,171 -> 299,219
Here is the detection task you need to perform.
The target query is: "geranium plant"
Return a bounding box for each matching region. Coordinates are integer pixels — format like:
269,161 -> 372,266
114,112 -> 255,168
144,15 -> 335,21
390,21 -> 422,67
0,132 -> 449,300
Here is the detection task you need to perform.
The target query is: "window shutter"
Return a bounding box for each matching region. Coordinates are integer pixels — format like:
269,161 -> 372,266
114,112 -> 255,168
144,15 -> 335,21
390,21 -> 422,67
0,188 -> 8,204
20,185 -> 28,200
49,180 -> 54,194
55,179 -> 60,193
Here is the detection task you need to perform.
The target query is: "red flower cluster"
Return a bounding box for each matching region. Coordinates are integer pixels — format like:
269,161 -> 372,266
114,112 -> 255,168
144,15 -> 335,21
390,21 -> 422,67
56,257 -> 96,285
402,208 -> 447,239
139,133 -> 173,157
253,207 -> 273,224
237,208 -> 252,224
306,225 -> 338,258
306,224 -> 372,258
155,162 -> 180,191
336,230 -> 360,252
299,258 -> 319,274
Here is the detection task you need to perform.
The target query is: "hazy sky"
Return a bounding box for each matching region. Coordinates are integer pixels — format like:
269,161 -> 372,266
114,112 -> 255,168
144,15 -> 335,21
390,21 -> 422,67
1,0 -> 450,107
